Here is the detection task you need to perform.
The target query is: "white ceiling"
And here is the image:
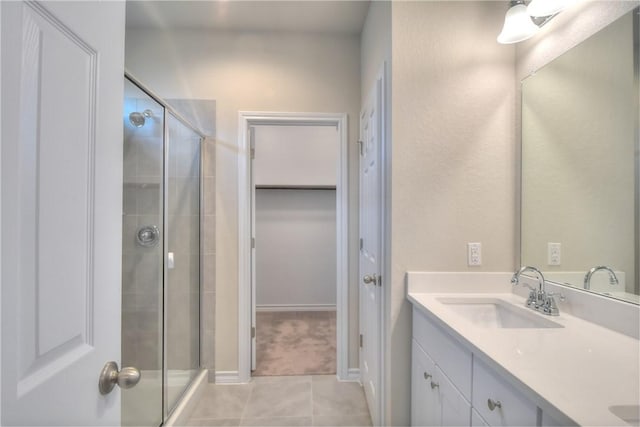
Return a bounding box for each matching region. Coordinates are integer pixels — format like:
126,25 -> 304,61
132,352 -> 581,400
125,1 -> 371,35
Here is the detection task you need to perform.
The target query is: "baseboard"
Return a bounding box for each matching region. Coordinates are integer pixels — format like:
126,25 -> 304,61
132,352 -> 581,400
215,370 -> 242,383
164,369 -> 207,427
256,304 -> 337,312
346,368 -> 361,382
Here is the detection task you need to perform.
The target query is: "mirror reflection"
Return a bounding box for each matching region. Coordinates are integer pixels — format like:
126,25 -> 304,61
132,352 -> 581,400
521,7 -> 639,305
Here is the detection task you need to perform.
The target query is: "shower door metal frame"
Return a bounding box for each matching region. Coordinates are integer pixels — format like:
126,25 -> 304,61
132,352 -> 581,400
124,72 -> 206,423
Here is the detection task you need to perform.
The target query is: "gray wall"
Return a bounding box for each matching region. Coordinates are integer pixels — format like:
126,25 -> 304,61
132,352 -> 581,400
389,2 -> 516,425
255,189 -> 336,309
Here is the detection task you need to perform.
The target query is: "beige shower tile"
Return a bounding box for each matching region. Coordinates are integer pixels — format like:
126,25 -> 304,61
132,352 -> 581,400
204,215 -> 216,254
190,383 -> 253,420
203,254 -> 216,292
203,139 -> 216,177
204,177 -> 216,215
311,377 -> 369,416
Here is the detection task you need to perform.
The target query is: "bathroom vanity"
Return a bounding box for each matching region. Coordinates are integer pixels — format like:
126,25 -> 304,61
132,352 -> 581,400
407,272 -> 640,427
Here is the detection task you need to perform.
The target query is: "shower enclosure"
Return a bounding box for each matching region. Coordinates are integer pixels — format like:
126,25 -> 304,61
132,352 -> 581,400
122,75 -> 203,426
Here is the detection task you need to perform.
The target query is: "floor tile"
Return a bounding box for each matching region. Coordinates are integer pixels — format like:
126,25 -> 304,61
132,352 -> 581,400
190,383 -> 253,419
186,418 -> 241,426
240,416 -> 313,426
312,415 -> 373,426
251,375 -> 312,384
243,376 -> 312,418
311,377 -> 369,416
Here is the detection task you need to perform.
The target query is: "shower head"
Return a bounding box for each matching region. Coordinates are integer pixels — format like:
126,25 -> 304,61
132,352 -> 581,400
129,109 -> 153,128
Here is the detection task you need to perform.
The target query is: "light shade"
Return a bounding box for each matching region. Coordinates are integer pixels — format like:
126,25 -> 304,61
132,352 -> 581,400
527,0 -> 569,17
497,3 -> 540,44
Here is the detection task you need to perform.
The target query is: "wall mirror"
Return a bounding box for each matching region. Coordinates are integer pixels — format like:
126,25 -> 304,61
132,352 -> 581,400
521,7 -> 639,305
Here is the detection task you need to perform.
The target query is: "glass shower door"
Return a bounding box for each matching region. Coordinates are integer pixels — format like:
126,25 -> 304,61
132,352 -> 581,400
165,113 -> 202,415
122,79 -> 164,427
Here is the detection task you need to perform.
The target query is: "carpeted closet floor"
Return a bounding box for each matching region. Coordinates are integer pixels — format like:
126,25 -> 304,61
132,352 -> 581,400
253,311 -> 336,376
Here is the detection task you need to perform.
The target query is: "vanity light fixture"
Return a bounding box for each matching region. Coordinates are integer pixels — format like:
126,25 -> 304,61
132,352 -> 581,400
497,0 -> 567,44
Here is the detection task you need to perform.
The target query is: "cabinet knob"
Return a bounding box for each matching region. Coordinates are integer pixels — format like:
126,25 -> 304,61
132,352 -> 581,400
430,381 -> 439,390
487,399 -> 502,411
423,372 -> 432,380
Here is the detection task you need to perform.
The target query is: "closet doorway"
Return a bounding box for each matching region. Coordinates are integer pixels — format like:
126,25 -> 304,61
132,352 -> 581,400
238,113 -> 349,381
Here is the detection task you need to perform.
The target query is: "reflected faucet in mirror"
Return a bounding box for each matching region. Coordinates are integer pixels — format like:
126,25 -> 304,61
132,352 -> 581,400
584,266 -> 619,290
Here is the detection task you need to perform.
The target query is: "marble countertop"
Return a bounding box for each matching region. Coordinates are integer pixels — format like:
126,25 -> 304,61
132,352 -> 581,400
406,273 -> 640,427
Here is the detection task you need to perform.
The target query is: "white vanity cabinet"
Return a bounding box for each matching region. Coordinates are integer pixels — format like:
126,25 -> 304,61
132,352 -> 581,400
412,308 -> 540,427
473,358 -> 538,426
412,340 -> 471,426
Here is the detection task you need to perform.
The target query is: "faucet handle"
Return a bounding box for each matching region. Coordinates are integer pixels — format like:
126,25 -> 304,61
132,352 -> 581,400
546,291 -> 565,302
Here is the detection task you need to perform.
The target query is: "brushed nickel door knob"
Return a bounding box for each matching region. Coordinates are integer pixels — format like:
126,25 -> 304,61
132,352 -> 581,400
487,398 -> 502,411
99,361 -> 141,395
363,274 -> 376,284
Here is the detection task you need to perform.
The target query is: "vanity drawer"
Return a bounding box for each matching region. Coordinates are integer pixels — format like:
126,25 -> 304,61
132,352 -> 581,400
413,308 -> 472,401
472,358 -> 538,426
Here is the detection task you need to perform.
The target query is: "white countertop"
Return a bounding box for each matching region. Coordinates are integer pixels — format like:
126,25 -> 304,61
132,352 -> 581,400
406,273 -> 640,427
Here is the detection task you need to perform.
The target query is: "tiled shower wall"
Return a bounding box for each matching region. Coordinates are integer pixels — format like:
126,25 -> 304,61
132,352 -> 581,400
122,96 -> 164,371
202,137 -> 216,380
166,116 -> 201,374
168,99 -> 217,380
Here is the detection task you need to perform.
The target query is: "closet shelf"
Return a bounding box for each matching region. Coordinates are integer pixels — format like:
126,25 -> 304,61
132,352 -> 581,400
255,185 -> 336,190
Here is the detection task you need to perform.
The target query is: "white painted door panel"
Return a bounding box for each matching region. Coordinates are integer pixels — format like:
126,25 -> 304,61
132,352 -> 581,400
1,1 -> 125,424
359,76 -> 382,426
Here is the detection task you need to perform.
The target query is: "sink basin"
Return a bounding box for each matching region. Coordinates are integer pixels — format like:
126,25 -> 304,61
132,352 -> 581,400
610,405 -> 640,426
436,297 -> 564,329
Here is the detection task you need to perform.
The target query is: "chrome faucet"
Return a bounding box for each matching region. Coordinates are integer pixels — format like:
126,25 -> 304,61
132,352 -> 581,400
583,266 -> 619,290
511,266 -> 562,316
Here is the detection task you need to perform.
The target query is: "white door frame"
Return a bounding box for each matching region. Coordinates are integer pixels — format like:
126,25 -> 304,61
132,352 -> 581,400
237,111 -> 349,382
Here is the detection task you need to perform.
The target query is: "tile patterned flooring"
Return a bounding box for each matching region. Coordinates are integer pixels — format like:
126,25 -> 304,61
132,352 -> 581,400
186,375 -> 372,426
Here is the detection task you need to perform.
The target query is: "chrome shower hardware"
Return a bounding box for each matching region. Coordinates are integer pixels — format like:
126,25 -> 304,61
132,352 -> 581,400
136,225 -> 160,247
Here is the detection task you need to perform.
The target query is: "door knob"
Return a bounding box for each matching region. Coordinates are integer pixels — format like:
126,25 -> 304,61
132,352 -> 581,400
363,274 -> 376,284
487,398 -> 502,411
99,361 -> 141,395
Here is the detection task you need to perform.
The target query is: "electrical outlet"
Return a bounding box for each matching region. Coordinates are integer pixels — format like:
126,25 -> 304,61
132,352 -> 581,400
467,242 -> 482,266
548,242 -> 561,266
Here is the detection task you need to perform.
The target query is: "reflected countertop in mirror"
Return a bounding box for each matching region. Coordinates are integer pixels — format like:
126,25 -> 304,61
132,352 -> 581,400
521,7 -> 639,305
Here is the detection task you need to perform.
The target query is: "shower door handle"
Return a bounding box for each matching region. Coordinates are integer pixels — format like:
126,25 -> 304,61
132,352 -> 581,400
98,361 -> 141,395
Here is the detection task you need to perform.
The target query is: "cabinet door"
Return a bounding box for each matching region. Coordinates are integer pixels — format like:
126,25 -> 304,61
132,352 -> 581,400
436,366 -> 472,426
412,340 -> 440,426
473,358 -> 538,426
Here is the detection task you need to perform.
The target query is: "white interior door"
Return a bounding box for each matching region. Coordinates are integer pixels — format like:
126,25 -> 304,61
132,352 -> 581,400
359,77 -> 383,426
1,1 -> 125,424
